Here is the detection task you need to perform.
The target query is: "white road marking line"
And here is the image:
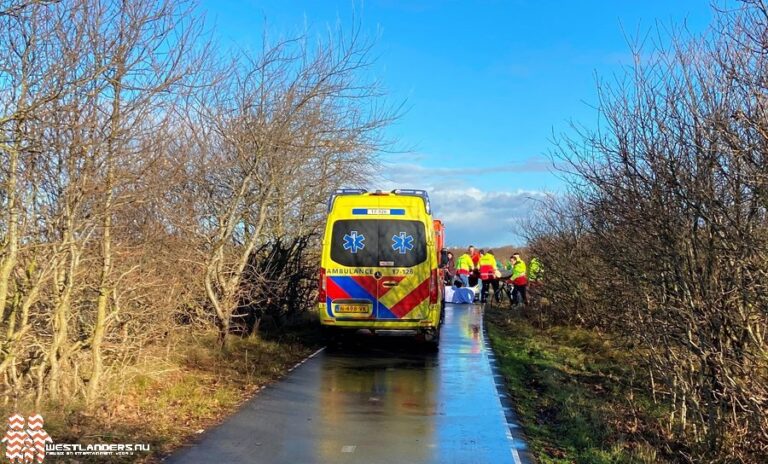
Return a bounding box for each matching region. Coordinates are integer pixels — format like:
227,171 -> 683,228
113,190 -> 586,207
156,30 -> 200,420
341,445 -> 357,453
309,347 -> 326,358
285,347 -> 326,373
481,310 -> 528,463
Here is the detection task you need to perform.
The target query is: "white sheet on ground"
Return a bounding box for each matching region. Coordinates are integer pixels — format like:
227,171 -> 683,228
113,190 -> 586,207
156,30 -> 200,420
444,285 -> 475,304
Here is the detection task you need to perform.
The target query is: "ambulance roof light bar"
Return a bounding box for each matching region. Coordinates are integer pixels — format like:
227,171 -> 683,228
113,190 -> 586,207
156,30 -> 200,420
327,188 -> 368,212
391,189 -> 431,214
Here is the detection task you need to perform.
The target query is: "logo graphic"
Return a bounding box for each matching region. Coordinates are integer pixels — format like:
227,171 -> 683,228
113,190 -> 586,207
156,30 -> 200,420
2,414 -> 51,464
343,231 -> 365,253
2,413 -> 151,460
392,232 -> 414,254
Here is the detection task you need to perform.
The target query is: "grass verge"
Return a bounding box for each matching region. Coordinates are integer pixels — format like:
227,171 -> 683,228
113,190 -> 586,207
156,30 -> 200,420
485,307 -> 670,464
2,325 -> 323,463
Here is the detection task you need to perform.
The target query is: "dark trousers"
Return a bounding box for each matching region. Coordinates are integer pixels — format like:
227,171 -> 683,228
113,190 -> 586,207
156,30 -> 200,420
480,278 -> 499,303
511,284 -> 527,305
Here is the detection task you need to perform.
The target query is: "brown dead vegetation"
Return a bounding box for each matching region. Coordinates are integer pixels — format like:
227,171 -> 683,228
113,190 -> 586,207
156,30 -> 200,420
0,0 -> 393,442
527,2 -> 768,462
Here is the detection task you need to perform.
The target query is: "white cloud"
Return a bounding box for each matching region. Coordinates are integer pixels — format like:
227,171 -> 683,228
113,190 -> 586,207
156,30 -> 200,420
429,187 -> 546,247
377,155 -> 554,187
370,158 -> 550,247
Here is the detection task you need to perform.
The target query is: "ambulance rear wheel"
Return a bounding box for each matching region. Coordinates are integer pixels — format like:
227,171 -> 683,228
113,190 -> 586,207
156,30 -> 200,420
422,327 -> 440,351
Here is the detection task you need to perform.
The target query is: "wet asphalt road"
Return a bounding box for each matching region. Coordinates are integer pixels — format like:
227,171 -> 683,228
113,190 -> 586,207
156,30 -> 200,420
166,304 -> 531,464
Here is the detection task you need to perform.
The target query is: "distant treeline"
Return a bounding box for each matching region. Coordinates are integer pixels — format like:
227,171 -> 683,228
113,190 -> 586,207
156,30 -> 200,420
527,2 -> 768,462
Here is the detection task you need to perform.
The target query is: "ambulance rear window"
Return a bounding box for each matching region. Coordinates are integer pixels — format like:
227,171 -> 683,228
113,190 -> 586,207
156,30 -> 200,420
330,220 -> 427,268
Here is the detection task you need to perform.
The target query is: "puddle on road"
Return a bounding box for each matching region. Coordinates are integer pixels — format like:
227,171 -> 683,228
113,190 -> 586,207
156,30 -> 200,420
167,303 -> 525,464
311,303 -> 513,463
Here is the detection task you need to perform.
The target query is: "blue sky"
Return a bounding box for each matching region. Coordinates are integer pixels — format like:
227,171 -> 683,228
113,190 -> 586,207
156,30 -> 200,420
199,0 -> 714,247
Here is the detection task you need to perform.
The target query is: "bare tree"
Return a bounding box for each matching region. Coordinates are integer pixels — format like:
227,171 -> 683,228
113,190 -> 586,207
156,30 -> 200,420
530,2 -> 768,460
178,25 -> 392,346
78,0 -> 206,407
0,0 -> 91,401
0,0 -> 395,430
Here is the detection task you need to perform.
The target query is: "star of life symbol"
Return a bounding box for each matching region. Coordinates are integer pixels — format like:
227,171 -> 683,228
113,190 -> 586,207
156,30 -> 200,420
343,230 -> 365,253
392,232 -> 414,254
2,414 -> 51,464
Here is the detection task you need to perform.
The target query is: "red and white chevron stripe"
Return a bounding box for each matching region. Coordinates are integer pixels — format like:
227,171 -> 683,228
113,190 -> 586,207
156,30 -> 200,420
3,432 -> 31,463
3,431 -> 27,451
30,435 -> 51,447
7,414 -> 24,430
26,415 -> 43,429
4,431 -> 26,440
25,414 -> 51,463
29,432 -> 51,441
3,413 -> 53,464
5,442 -> 24,453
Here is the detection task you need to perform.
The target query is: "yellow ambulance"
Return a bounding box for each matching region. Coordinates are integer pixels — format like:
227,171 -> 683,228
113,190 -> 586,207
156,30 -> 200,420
318,189 -> 443,346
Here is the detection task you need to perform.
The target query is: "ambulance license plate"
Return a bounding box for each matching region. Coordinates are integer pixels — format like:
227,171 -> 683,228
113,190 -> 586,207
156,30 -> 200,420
334,303 -> 371,314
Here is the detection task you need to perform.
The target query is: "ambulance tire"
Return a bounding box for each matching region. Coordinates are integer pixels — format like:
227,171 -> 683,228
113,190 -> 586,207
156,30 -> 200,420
422,327 -> 440,352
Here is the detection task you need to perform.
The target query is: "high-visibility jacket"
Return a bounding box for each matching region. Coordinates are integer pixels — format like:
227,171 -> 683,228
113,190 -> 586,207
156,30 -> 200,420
529,258 -> 541,281
511,260 -> 527,286
456,253 -> 473,275
478,253 -> 498,280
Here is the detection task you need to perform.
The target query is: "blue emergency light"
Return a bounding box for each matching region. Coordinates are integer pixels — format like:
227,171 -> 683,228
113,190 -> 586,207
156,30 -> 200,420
326,188 -> 431,214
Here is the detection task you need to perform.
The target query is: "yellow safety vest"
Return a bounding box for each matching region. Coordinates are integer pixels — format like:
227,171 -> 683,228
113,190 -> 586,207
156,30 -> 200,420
478,253 -> 498,280
456,254 -> 473,274
511,260 -> 527,285
529,258 -> 541,281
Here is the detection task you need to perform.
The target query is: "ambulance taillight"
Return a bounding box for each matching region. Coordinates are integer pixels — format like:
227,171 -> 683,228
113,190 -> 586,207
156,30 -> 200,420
318,267 -> 327,303
429,269 -> 439,304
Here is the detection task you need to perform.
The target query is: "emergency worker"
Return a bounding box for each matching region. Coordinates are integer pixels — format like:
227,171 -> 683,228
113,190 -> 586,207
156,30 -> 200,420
469,245 -> 478,266
478,249 -> 499,303
445,251 -> 456,285
456,248 -> 474,288
510,252 -> 528,305
529,257 -> 542,282
473,249 -> 485,298
528,256 -> 543,300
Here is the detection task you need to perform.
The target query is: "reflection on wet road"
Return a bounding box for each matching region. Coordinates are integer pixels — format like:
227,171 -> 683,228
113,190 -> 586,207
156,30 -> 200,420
167,304 -> 530,464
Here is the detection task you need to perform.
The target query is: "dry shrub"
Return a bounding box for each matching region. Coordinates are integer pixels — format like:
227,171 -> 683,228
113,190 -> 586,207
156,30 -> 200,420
528,2 -> 768,461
